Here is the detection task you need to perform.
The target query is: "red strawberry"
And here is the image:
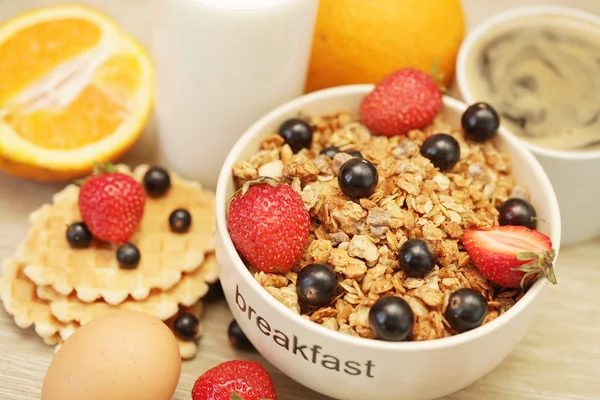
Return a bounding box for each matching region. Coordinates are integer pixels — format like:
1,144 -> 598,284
463,225 -> 557,288
192,360 -> 277,400
359,67 -> 443,136
227,178 -> 310,274
78,165 -> 146,244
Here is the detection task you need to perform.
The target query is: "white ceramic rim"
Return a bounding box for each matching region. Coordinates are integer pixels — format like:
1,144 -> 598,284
216,84 -> 561,352
456,4 -> 600,161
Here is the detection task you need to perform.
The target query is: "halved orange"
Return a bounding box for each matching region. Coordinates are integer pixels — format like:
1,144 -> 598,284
0,5 -> 154,181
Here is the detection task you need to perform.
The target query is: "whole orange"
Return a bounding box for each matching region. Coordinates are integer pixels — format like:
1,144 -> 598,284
305,0 -> 466,92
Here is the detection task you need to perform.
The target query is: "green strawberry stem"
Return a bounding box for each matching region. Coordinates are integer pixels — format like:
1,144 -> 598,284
230,392 -> 273,400
92,161 -> 117,175
227,176 -> 280,204
75,161 -> 118,185
429,59 -> 447,94
513,249 -> 557,288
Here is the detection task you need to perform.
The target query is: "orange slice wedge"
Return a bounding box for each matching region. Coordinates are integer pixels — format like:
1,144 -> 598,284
0,5 -> 154,181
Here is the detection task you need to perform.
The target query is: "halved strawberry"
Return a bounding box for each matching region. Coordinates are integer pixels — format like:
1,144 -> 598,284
463,225 -> 557,288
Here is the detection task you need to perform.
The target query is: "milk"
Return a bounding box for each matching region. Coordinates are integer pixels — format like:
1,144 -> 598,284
153,0 -> 319,190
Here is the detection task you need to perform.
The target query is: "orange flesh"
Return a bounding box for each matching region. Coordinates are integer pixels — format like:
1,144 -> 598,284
0,19 -> 142,150
0,19 -> 101,105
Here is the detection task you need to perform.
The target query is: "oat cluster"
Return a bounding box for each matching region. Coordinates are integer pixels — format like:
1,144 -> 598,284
232,112 -> 529,341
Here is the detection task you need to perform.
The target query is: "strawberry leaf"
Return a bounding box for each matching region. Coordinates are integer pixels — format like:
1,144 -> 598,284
101,162 -> 117,173
73,178 -> 86,186
227,176 -> 280,204
230,392 -> 243,400
75,161 -> 116,186
91,161 -> 117,175
516,252 -> 538,261
546,265 -> 557,285
429,59 -> 447,94
92,160 -> 102,175
512,249 -> 557,288
429,59 -> 440,78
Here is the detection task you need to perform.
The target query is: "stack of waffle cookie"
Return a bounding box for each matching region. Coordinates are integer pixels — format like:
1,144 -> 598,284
0,164 -> 218,360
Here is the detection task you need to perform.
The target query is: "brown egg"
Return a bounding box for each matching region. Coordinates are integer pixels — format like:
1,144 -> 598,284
41,310 -> 181,400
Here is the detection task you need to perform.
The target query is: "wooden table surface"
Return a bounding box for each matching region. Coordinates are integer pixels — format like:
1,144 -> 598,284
1,0 -> 600,399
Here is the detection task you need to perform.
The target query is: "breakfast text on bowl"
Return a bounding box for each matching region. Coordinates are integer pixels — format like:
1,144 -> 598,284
235,285 -> 376,378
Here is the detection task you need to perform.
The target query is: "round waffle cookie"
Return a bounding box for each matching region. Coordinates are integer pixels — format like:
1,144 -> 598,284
16,164 -> 216,305
1,257 -> 211,360
0,258 -> 77,346
37,254 -> 218,324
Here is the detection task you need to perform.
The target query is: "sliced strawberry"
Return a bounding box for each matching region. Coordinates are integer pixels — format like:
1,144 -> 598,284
463,225 -> 557,288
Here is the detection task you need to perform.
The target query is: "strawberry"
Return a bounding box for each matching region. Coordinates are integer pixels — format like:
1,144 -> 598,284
359,67 -> 443,137
463,225 -> 557,288
226,178 -> 310,274
78,164 -> 146,244
192,360 -> 277,400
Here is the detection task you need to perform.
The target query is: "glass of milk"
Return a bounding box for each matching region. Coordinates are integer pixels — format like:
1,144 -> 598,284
153,0 -> 319,190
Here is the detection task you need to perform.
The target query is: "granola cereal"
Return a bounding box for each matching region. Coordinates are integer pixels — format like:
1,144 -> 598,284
231,111 -> 535,341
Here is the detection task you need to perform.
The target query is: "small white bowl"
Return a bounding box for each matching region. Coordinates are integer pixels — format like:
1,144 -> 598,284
215,85 -> 561,400
455,5 -> 600,246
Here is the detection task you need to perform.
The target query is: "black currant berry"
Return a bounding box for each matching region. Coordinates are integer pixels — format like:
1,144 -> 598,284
228,319 -> 254,350
169,208 -> 192,233
296,264 -> 338,307
173,313 -> 199,341
369,296 -> 414,342
398,239 -> 436,278
462,102 -> 500,143
278,118 -> 313,153
143,166 -> 171,197
420,133 -> 461,171
116,243 -> 141,269
320,146 -> 340,159
338,158 -> 379,199
66,222 -> 93,249
498,198 -> 537,230
346,150 -> 363,158
444,288 -> 488,333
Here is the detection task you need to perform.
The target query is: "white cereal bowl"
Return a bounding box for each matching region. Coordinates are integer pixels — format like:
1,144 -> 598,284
455,5 -> 600,246
215,85 -> 561,400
